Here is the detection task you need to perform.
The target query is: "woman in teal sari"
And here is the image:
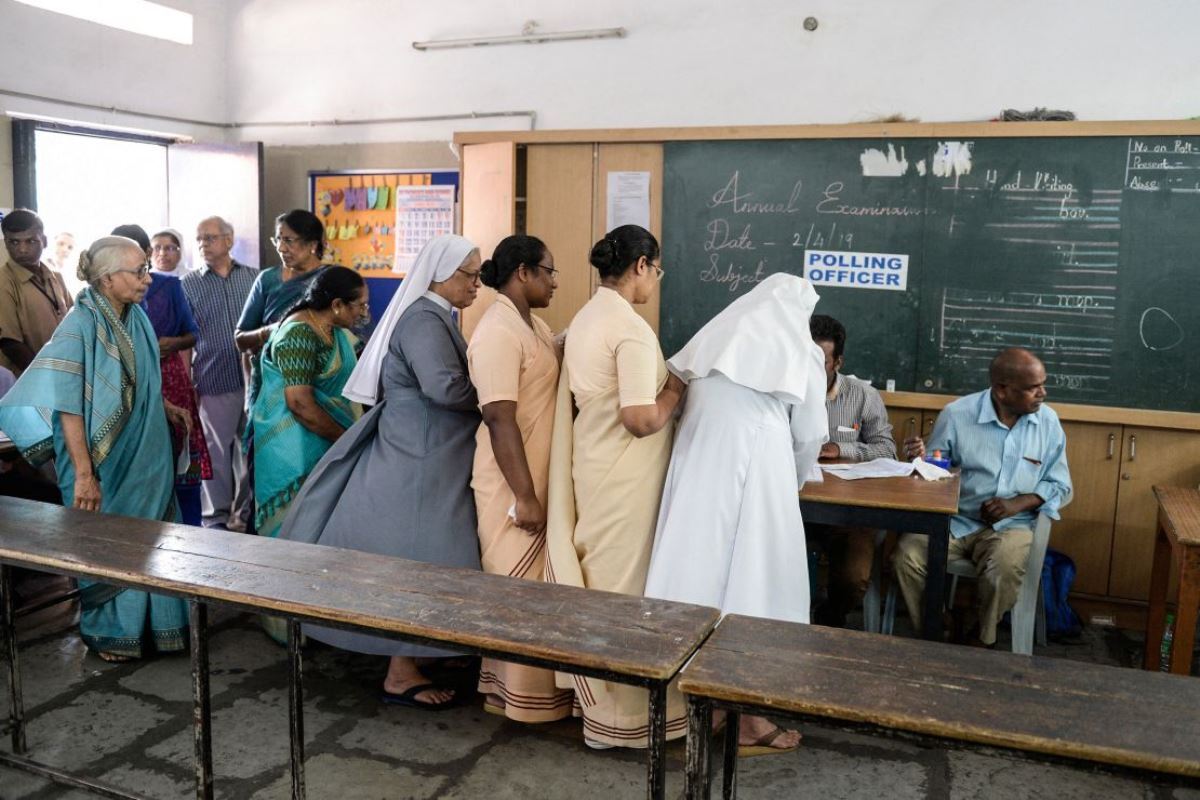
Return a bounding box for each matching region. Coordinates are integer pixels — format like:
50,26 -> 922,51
253,265 -> 366,538
253,266 -> 365,643
0,236 -> 192,661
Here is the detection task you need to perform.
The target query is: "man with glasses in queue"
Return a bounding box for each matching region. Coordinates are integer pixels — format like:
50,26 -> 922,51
0,209 -> 73,376
181,216 -> 257,531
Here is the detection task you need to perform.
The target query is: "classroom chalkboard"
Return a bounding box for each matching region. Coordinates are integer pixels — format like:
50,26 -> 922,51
661,136 -> 1200,412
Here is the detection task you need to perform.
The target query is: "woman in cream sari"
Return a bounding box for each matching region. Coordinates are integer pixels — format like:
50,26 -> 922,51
545,225 -> 687,749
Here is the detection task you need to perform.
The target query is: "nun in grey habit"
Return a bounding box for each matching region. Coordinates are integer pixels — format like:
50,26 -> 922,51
279,234 -> 483,709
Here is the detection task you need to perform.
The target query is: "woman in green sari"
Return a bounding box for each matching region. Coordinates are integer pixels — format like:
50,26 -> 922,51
0,236 -> 192,661
253,266 -> 366,540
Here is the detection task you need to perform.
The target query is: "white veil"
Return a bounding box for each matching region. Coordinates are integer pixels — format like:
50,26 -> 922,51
668,273 -> 822,404
342,234 -> 477,404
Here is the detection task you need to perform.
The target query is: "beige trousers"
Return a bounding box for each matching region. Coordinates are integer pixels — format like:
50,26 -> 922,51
893,525 -> 1032,645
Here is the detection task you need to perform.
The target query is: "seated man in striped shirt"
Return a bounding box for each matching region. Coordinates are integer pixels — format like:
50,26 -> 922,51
808,314 -> 898,627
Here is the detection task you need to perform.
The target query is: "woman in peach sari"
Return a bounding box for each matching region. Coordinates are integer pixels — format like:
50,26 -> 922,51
469,234 -> 574,722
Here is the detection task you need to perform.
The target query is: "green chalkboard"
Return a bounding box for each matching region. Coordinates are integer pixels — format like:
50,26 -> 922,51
661,136 -> 1200,412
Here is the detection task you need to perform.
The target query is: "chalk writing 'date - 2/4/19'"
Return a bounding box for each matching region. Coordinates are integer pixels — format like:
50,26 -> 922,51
704,219 -> 756,251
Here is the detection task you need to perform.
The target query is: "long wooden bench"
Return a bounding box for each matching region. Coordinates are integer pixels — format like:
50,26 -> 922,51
0,496 -> 720,800
678,614 -> 1200,799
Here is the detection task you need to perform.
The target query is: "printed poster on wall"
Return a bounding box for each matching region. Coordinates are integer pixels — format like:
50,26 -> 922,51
393,185 -> 457,275
309,170 -> 458,279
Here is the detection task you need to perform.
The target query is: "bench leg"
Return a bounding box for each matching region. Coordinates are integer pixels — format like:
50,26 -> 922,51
1144,526 -> 1173,670
1,564 -> 26,754
721,709 -> 739,800
646,683 -> 667,800
684,695 -> 712,800
288,620 -> 306,800
188,601 -> 213,800
1170,550 -> 1200,676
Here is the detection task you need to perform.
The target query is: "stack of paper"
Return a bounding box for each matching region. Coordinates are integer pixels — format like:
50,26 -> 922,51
819,458 -> 952,481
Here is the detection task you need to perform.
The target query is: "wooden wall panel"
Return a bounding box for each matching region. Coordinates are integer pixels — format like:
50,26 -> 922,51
460,141 -> 516,339
525,144 -> 594,335
593,144 -> 665,334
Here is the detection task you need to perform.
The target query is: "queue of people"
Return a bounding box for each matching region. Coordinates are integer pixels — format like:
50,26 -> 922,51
0,208 -> 1072,754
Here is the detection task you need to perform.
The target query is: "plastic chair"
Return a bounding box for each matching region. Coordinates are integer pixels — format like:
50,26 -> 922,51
870,512 -> 1054,654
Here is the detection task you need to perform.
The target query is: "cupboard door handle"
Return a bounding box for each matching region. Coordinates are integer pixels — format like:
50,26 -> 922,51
905,417 -> 916,439
1107,433 -> 1115,460
1129,434 -> 1137,462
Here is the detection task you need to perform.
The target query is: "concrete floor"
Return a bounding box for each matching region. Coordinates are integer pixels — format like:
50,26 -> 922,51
2,588 -> 1198,800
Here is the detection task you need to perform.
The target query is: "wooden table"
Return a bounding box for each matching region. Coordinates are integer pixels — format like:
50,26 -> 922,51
801,469 -> 960,640
0,497 -> 720,800
1144,486 -> 1200,675
680,615 -> 1200,799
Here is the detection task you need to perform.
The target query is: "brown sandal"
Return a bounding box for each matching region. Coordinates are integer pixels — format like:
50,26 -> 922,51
97,651 -> 134,663
737,726 -> 801,757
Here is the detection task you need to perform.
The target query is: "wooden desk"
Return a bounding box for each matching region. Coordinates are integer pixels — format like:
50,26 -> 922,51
680,615 -> 1200,799
0,497 -> 720,800
801,470 -> 960,640
1143,486 -> 1200,675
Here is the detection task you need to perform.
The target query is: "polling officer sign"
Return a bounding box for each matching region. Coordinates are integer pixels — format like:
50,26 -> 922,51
803,250 -> 909,291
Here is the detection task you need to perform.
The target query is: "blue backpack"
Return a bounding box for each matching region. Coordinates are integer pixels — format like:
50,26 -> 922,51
1041,548 -> 1082,638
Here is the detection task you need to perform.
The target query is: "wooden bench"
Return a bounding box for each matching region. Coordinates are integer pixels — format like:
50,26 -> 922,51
678,614 -> 1200,799
0,497 -> 720,800
1144,485 -> 1200,675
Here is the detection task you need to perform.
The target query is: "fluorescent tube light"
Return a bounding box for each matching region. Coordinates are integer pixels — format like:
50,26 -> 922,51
413,26 -> 625,51
13,0 -> 194,45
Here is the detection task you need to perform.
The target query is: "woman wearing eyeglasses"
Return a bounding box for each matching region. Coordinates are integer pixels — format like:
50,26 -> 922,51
544,224 -> 687,749
279,235 -> 484,710
235,210 -> 329,405
0,236 -> 192,662
466,235 -> 574,722
143,227 -> 211,526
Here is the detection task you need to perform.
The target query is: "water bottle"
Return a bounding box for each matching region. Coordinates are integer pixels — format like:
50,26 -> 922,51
1159,612 -> 1176,672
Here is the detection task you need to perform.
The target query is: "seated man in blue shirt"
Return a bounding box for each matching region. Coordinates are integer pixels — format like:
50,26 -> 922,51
893,347 -> 1072,647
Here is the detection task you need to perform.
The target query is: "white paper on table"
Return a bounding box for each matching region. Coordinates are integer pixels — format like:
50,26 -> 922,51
820,458 -> 916,480
606,171 -> 651,231
911,457 -> 952,480
803,463 -> 824,484
819,457 -> 951,481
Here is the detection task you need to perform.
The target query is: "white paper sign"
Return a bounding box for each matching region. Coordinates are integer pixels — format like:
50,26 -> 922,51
804,249 -> 909,291
606,171 -> 651,231
393,185 -> 456,275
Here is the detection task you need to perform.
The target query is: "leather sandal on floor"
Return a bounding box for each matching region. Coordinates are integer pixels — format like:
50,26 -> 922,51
737,726 -> 801,757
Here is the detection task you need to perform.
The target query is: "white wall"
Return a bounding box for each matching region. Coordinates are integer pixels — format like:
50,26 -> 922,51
227,0 -> 1200,146
0,0 -> 230,140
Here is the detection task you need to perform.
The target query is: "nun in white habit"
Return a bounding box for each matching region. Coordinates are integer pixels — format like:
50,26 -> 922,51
279,234 -> 483,710
645,272 -> 827,620
644,273 -> 826,753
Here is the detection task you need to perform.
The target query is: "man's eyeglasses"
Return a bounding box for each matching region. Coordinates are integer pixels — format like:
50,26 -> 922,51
457,267 -> 483,285
196,234 -> 229,245
271,236 -> 304,248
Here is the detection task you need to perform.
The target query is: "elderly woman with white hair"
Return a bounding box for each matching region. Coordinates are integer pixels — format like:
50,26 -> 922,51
0,235 -> 192,662
280,234 -> 484,710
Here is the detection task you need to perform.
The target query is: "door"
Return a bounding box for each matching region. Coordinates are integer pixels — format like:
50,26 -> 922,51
1052,422 -> 1121,596
460,142 -> 516,339
167,141 -> 263,269
1110,428 -> 1200,599
526,144 -> 593,335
